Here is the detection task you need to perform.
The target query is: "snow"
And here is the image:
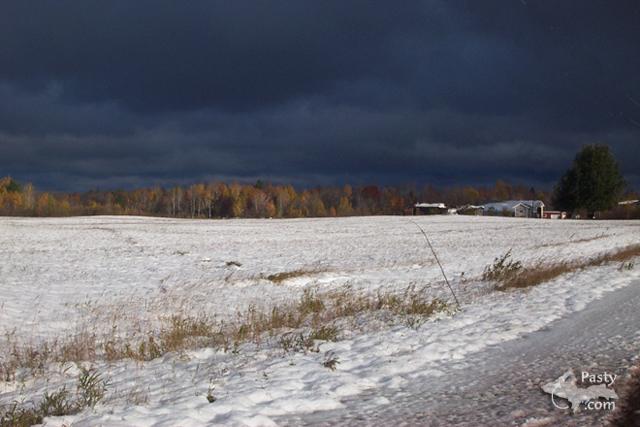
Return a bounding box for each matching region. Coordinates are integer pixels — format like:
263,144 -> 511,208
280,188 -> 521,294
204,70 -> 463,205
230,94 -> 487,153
1,215 -> 639,426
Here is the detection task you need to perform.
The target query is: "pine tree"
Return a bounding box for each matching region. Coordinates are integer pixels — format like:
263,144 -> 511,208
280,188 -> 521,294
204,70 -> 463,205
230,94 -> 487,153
553,144 -> 625,215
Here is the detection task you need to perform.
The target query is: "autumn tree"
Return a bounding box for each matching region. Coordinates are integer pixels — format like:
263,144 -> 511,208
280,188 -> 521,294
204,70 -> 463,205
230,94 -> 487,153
0,175 -> 568,219
308,192 -> 327,217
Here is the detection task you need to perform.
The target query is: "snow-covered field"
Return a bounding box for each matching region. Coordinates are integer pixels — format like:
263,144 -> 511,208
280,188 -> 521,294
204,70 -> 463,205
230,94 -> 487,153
1,216 -> 639,426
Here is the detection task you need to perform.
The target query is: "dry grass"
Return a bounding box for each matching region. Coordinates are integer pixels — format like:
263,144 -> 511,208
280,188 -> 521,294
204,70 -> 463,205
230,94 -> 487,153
103,315 -> 229,361
1,330 -> 98,381
3,244 -> 637,380
489,244 -> 640,291
494,261 -> 575,291
328,287 -> 447,318
591,244 -> 640,265
0,285 -> 451,381
308,325 -> 339,342
160,315 -> 225,353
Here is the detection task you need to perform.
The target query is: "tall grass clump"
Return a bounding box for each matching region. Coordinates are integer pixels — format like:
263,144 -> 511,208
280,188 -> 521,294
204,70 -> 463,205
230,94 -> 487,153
486,244 -> 640,291
0,367 -> 108,427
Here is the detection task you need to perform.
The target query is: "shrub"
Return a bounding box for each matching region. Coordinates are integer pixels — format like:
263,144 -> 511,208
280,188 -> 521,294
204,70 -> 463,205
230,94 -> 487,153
40,387 -> 79,417
0,368 -> 107,427
482,250 -> 523,283
278,332 -> 316,353
77,367 -> 107,408
0,402 -> 43,427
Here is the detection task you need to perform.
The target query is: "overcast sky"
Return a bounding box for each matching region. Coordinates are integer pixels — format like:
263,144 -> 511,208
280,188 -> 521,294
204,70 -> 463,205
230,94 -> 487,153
1,1 -> 639,191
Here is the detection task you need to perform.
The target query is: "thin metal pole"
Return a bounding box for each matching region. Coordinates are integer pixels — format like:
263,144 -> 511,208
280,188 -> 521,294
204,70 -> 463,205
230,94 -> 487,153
409,220 -> 461,310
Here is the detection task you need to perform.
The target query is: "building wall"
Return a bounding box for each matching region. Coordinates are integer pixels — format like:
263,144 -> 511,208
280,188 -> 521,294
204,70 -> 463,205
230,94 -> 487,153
413,206 -> 447,215
543,211 -> 566,219
514,205 -> 527,217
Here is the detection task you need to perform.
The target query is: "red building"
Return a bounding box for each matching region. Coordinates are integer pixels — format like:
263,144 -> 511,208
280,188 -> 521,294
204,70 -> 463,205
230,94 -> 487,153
542,210 -> 567,219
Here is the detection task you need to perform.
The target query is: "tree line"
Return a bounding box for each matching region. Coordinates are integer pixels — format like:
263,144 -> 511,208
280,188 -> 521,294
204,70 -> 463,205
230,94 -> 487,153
0,177 -> 553,218
1,145 -> 635,219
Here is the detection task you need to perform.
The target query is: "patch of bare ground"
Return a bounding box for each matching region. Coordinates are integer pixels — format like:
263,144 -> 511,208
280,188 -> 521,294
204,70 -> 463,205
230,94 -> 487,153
485,244 -> 640,291
265,269 -> 319,284
538,233 -> 610,248
608,359 -> 640,427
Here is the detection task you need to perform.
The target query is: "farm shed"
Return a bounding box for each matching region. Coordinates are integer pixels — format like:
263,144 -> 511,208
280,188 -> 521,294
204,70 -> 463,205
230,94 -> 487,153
413,203 -> 448,215
457,205 -> 484,216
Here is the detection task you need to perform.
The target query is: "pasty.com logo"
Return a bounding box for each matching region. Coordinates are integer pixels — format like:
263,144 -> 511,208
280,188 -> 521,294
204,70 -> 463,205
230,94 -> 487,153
542,370 -> 618,412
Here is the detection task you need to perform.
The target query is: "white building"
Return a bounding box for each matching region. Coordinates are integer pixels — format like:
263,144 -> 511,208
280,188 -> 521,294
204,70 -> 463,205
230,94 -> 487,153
483,200 -> 545,218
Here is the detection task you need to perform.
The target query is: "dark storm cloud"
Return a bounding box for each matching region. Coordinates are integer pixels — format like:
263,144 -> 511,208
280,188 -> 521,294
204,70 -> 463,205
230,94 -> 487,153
0,0 -> 638,191
0,1 -> 431,112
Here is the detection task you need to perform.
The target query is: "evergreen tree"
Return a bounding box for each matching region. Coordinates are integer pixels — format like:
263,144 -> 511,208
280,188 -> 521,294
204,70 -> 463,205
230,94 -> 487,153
553,144 -> 625,214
